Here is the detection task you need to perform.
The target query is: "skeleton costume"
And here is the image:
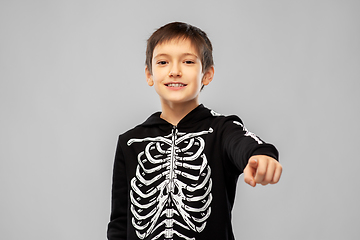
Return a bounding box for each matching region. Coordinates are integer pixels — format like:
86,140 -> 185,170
107,104 -> 278,240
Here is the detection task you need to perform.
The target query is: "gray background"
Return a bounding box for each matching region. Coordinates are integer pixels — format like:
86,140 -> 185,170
1,0 -> 359,239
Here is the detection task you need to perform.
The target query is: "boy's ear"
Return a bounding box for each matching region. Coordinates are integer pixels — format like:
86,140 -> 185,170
202,66 -> 214,86
145,66 -> 154,86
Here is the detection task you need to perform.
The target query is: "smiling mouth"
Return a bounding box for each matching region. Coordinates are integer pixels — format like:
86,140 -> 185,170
166,83 -> 187,87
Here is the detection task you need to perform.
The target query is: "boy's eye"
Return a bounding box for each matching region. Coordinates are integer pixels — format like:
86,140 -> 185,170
184,60 -> 195,64
157,61 -> 167,65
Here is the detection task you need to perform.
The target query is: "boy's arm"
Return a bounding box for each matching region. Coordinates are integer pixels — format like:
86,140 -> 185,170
243,155 -> 282,187
107,137 -> 128,240
222,116 -> 282,187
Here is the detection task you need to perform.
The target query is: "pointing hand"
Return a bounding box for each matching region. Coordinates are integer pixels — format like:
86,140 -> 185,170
243,155 -> 282,187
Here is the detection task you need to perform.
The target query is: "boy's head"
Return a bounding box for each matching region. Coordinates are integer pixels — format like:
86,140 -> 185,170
145,22 -> 214,75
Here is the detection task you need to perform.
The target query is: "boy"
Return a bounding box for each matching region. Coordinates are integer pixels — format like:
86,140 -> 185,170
108,22 -> 282,240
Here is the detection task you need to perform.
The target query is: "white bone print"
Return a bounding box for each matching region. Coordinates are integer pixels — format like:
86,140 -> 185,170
127,127 -> 213,240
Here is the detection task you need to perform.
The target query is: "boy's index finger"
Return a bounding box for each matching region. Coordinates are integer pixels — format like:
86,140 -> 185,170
248,157 -> 258,169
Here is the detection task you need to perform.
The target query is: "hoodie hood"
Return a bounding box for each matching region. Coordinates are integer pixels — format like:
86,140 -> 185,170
140,104 -> 214,128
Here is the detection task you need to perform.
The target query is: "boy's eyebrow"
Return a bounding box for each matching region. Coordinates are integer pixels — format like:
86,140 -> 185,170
153,53 -> 199,59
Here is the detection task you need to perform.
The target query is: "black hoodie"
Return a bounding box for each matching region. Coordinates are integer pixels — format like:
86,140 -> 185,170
108,104 -> 278,240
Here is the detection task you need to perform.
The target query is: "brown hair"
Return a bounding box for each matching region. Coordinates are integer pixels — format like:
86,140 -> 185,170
145,22 -> 214,74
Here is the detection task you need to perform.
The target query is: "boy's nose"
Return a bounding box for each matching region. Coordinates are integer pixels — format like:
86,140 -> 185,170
169,64 -> 182,77
169,71 -> 182,77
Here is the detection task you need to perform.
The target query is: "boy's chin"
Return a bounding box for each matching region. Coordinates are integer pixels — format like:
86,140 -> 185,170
161,98 -> 200,106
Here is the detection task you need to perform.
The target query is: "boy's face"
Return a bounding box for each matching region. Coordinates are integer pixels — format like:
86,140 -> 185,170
145,38 -> 213,108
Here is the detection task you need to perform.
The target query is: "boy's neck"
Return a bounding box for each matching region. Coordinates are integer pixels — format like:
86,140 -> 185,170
160,101 -> 199,126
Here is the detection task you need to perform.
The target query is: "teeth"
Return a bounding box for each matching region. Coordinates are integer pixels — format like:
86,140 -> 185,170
168,83 -> 185,87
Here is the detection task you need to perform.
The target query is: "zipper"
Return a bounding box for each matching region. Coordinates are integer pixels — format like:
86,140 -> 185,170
168,125 -> 177,194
